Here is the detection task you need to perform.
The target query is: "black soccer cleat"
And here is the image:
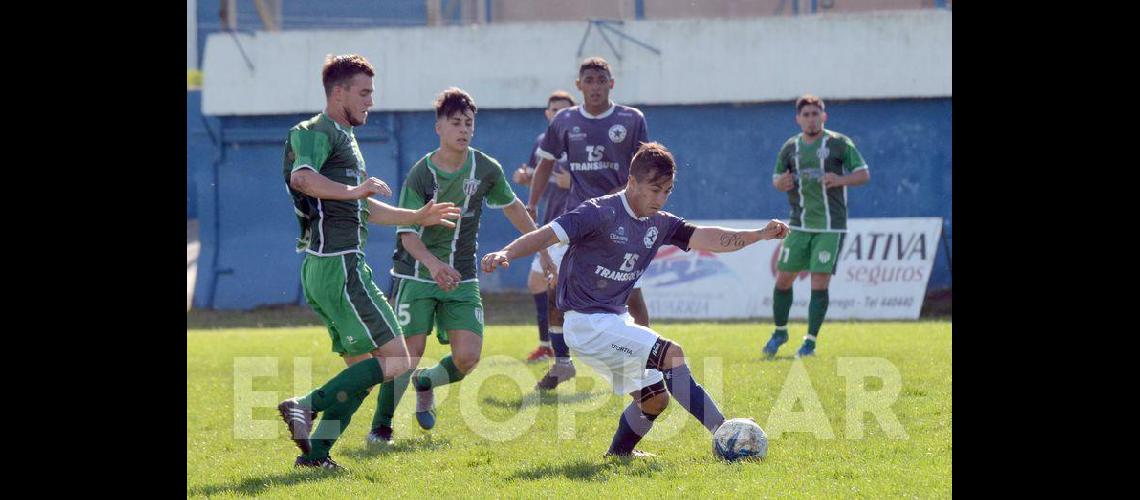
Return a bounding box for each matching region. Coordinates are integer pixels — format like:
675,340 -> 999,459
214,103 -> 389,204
535,361 -> 577,391
277,398 -> 314,456
366,425 -> 394,446
294,455 -> 345,471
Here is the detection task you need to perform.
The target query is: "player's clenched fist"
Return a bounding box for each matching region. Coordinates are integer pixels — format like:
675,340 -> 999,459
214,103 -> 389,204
481,251 -> 510,273
761,219 -> 790,239
773,171 -> 795,192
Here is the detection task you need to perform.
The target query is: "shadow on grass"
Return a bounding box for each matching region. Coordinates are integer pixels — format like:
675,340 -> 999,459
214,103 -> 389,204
481,390 -> 609,410
342,434 -> 452,458
187,468 -> 346,497
507,456 -> 667,482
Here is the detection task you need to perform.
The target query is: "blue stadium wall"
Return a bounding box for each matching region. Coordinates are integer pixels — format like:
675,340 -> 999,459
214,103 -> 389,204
188,92 -> 951,309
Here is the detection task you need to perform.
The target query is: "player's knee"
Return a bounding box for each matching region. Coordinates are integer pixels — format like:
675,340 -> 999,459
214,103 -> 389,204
453,350 -> 481,374
639,391 -> 669,415
380,354 -> 411,380
549,307 -> 564,326
635,381 -> 669,414
810,273 -> 831,289
662,341 -> 686,370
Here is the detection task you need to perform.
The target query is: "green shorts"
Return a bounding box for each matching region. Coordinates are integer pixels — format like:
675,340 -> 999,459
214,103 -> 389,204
302,253 -> 400,356
776,229 -> 845,274
393,278 -> 484,344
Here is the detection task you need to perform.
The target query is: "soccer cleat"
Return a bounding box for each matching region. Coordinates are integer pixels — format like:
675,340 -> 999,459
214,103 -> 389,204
795,340 -> 817,358
763,330 -> 789,358
535,361 -> 576,391
415,384 -> 436,430
294,455 -> 345,471
277,398 -> 314,456
604,449 -> 658,458
366,425 -> 394,446
526,345 -> 555,363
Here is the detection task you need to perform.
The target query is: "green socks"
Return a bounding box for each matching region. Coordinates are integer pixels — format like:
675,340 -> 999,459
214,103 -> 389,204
807,289 -> 829,339
773,287 -> 793,330
306,388 -> 370,460
298,357 -> 383,412
371,370 -> 411,429
413,355 -> 465,391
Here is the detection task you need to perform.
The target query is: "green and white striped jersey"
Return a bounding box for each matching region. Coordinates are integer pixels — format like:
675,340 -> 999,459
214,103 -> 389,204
773,129 -> 868,232
283,113 -> 371,255
391,148 -> 516,282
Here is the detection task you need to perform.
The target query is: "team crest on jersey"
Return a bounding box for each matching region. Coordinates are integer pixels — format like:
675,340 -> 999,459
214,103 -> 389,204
463,178 -> 481,196
610,225 -> 629,244
818,250 -> 831,263
608,124 -> 627,143
816,146 -> 830,161
644,226 -> 658,248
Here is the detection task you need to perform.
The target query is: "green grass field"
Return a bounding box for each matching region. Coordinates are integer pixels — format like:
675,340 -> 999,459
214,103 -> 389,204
187,320 -> 951,498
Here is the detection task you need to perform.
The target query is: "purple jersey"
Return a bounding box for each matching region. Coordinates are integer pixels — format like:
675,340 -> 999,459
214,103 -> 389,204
537,103 -> 649,210
527,132 -> 571,225
549,192 -> 694,314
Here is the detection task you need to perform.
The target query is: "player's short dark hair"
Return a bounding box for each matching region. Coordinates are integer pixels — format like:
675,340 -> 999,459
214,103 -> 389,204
795,94 -> 825,113
630,142 -> 675,184
321,54 -> 374,97
548,90 -> 576,107
434,87 -> 477,120
578,57 -> 611,77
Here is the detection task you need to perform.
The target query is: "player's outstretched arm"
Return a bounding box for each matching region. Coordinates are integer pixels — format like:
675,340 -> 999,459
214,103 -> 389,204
500,199 -> 558,279
290,169 -> 392,200
367,199 -> 460,228
481,226 -> 560,273
688,220 -> 790,253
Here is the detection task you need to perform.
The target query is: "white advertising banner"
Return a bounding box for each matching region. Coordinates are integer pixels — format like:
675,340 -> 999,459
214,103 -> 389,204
640,218 -> 943,320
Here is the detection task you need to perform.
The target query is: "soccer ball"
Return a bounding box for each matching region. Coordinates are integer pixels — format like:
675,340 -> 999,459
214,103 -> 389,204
712,418 -> 768,461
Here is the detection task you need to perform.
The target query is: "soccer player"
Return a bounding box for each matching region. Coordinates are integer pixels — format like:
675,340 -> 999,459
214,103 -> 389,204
366,87 -> 556,445
482,142 -> 790,457
276,54 -> 461,470
763,94 -> 870,359
526,56 -> 652,390
511,90 -> 576,363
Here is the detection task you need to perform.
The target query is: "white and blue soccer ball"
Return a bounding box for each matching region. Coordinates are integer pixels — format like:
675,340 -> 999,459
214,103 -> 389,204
712,418 -> 768,461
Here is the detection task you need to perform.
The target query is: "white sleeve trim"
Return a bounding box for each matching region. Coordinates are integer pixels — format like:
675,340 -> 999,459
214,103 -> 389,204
549,221 -> 570,243
486,198 -> 515,209
535,148 -> 557,161
291,163 -> 317,174
850,165 -> 869,172
395,227 -> 419,234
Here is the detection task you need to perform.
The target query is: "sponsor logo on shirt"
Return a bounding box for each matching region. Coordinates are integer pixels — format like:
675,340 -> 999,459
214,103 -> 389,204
594,265 -> 643,282
644,227 -> 658,248
610,226 -> 629,244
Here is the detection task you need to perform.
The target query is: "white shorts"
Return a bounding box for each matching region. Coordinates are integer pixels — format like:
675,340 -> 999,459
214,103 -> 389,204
529,242 -> 569,274
563,310 -> 664,395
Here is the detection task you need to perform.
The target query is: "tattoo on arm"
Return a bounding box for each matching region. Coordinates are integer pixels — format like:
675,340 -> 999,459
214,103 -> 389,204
719,232 -> 747,249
